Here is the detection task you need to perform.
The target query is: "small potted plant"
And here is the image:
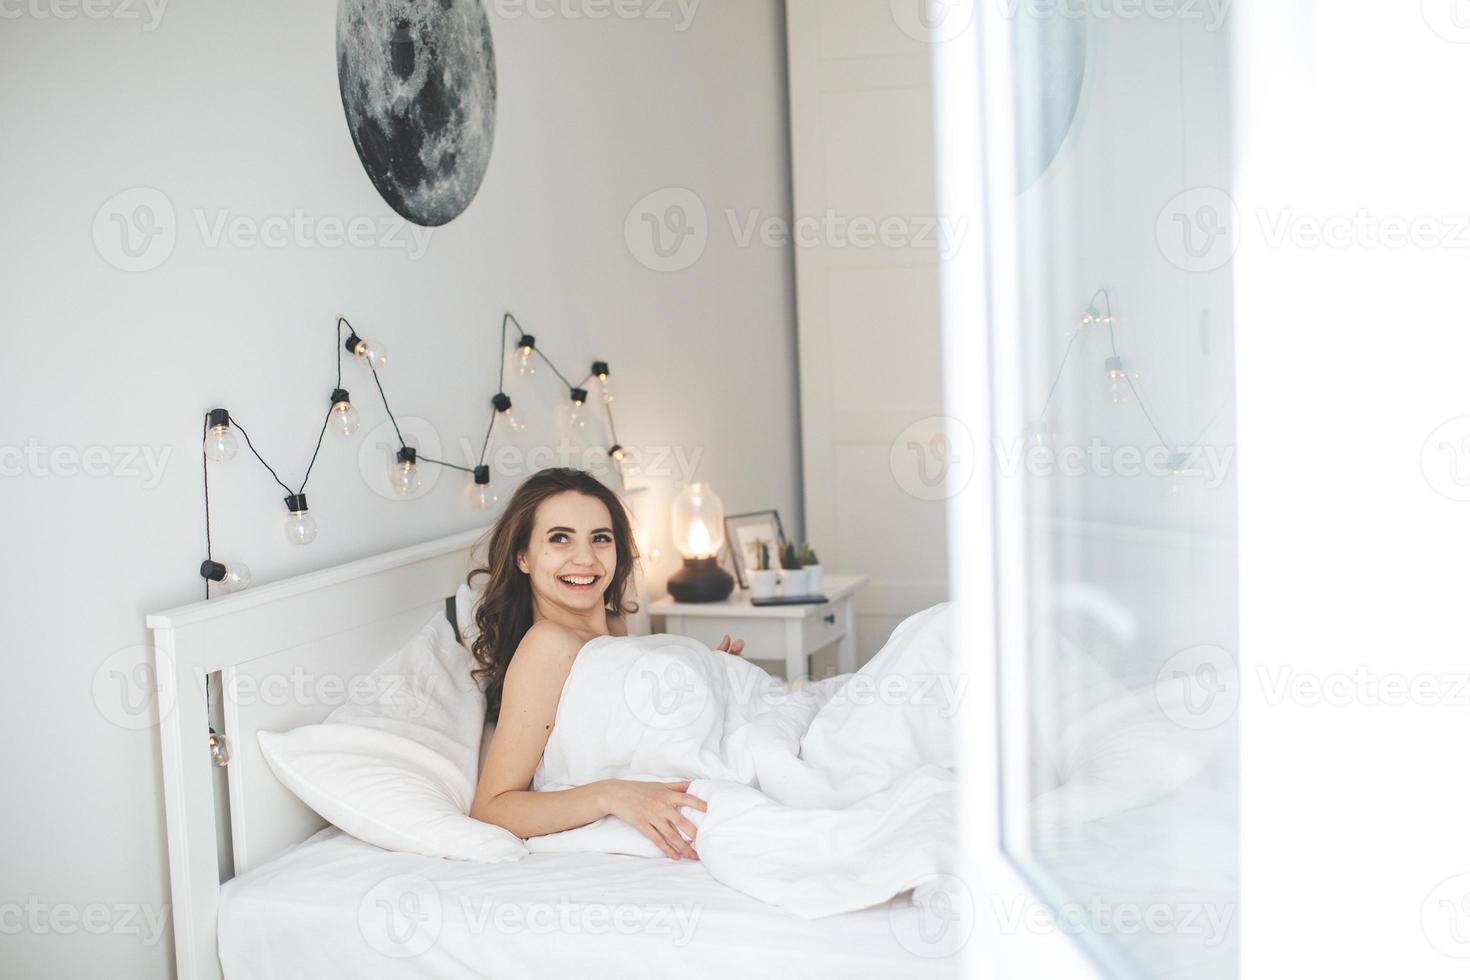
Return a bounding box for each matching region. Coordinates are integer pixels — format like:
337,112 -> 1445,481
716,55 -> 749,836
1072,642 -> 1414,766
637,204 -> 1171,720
798,543 -> 822,594
778,541 -> 809,596
748,540 -> 778,599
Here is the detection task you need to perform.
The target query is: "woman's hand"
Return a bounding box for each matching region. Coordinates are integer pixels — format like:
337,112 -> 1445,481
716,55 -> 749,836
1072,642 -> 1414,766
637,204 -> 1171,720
716,634 -> 745,657
600,779 -> 706,860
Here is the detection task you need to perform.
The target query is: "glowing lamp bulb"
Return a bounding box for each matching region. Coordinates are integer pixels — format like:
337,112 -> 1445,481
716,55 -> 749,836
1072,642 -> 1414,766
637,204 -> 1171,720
329,389 -> 360,437
389,447 -> 420,496
204,409 -> 237,463
345,331 -> 387,370
1105,356 -> 1130,405
469,466 -> 498,511
517,335 -> 537,377
282,494 -> 317,545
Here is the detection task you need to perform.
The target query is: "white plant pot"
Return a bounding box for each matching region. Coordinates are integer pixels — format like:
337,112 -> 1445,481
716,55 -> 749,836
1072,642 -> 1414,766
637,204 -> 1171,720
780,567 -> 811,596
748,569 -> 778,599
804,564 -> 823,594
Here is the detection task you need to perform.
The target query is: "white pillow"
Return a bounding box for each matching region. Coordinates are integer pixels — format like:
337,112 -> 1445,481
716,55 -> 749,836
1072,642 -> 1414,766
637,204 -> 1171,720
454,581 -> 481,647
257,612 -> 526,863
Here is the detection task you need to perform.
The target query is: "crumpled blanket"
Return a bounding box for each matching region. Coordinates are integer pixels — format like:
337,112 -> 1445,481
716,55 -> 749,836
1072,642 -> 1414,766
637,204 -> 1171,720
525,603 -> 963,918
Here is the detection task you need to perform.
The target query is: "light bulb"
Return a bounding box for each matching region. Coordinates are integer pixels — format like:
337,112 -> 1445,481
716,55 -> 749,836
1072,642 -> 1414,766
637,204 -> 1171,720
568,388 -> 589,430
389,448 -> 420,496
283,495 -> 317,545
1105,356 -> 1130,405
1024,418 -> 1057,448
609,444 -> 626,463
1167,451 -> 1191,497
204,409 -> 237,463
330,389 -> 360,437
201,559 -> 251,593
687,517 -> 712,557
493,393 -> 525,433
345,331 -> 387,370
469,467 -> 498,511
517,335 -> 537,377
591,361 -> 614,403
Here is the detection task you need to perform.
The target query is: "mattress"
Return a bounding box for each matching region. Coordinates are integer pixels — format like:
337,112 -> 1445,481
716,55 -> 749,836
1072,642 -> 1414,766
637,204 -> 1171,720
218,828 -> 963,979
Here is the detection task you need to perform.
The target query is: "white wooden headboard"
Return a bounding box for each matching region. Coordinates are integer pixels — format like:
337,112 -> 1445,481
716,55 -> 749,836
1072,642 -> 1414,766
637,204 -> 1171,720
145,529 -> 485,980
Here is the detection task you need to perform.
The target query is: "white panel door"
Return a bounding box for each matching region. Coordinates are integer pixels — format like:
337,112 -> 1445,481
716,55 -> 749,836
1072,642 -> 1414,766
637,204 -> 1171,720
785,0 -> 952,665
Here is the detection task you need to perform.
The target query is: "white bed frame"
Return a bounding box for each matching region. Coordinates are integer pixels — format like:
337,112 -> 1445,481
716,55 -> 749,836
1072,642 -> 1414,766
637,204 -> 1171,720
145,529 -> 485,980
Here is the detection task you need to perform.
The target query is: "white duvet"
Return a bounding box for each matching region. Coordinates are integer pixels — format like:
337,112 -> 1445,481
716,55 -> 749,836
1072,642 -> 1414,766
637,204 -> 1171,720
523,602 -> 962,919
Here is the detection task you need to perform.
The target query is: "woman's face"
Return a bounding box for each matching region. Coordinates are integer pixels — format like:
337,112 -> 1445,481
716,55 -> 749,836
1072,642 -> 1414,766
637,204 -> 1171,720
517,490 -> 618,615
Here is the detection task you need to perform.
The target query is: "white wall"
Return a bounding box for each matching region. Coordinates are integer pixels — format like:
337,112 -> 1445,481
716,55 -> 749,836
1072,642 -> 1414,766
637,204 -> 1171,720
0,3 -> 799,976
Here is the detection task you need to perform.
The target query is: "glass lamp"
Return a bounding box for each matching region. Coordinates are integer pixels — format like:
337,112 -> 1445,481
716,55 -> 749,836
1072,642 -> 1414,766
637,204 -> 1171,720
667,482 -> 734,603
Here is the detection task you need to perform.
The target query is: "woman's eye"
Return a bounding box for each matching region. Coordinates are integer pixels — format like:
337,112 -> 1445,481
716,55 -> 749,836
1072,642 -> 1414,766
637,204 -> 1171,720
593,534 -> 613,544
549,533 -> 569,544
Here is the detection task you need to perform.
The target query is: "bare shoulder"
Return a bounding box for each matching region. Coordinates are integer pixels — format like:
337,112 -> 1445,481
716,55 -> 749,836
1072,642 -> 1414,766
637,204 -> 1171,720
508,621 -> 585,676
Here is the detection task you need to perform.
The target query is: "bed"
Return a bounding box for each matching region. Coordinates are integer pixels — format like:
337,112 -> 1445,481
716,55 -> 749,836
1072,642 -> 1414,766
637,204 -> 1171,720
147,530 -> 959,980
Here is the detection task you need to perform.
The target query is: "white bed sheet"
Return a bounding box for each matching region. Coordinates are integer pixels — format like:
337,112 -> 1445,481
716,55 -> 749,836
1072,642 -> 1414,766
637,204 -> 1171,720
218,828 -> 963,979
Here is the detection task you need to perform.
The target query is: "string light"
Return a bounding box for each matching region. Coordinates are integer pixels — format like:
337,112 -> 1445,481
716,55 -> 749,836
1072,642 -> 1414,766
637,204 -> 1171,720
199,559 -> 251,593
204,409 -> 238,463
517,335 -> 537,377
568,387 -> 589,429
492,392 -> 525,433
1028,287 -> 1233,494
469,465 -> 498,511
592,360 -> 613,403
197,311 -> 629,594
389,447 -> 421,496
344,330 -> 388,370
329,389 -> 360,436
282,494 -> 317,545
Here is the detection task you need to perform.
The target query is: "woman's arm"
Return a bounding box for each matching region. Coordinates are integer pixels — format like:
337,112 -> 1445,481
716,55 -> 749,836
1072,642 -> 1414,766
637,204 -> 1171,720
469,622 -> 705,858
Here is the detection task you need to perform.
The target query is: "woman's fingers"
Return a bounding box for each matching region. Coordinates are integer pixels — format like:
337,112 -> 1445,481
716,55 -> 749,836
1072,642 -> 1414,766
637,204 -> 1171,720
673,812 -> 699,844
665,779 -> 691,793
645,823 -> 679,860
665,819 -> 697,859
729,639 -> 745,656
717,634 -> 731,651
673,793 -> 708,813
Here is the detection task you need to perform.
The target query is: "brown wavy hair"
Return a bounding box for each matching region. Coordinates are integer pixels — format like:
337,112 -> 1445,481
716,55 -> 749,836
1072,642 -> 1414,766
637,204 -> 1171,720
467,467 -> 639,722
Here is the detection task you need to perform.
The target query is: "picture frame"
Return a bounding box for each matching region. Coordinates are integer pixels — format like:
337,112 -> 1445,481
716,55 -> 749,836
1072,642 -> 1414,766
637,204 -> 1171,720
723,510 -> 787,590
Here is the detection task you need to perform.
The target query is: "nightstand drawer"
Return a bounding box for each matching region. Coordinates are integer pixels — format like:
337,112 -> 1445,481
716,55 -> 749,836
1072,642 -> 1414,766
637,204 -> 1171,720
801,596 -> 849,656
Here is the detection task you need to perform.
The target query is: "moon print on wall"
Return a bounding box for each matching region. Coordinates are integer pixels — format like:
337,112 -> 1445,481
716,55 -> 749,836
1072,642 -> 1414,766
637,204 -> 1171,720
336,0 -> 498,227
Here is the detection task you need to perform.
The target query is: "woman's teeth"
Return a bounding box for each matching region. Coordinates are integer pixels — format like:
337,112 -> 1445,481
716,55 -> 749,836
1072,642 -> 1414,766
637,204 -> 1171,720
559,574 -> 598,587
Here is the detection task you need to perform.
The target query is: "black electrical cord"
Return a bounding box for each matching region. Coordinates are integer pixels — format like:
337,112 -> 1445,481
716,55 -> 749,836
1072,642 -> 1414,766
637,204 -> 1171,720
202,413 -> 213,600
207,310 -> 624,562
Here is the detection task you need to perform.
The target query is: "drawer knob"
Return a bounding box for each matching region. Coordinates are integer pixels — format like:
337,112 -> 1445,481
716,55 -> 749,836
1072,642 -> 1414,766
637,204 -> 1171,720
823,613 -> 836,625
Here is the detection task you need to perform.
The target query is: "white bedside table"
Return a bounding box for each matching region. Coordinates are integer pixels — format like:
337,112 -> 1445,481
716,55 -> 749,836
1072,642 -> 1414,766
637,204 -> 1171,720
649,575 -> 869,681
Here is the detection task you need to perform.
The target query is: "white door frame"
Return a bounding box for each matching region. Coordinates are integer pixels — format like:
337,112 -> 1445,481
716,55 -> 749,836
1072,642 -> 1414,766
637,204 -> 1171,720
934,5 -> 1106,976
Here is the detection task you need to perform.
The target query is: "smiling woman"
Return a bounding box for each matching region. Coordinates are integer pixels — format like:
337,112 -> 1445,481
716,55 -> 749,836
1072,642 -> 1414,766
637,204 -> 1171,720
464,468 -> 717,859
